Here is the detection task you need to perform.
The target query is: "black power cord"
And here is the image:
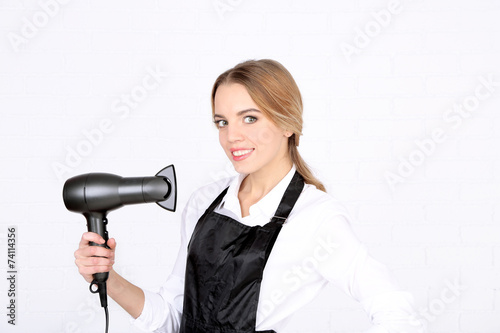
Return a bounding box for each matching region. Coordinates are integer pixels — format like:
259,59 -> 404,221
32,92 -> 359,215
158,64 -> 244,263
104,306 -> 109,333
90,280 -> 109,333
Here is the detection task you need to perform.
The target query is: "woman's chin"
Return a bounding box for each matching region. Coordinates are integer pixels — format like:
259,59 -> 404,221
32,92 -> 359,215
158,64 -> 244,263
230,162 -> 253,175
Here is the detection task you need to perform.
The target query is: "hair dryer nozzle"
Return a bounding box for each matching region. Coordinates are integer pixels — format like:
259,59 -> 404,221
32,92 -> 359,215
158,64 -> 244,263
155,164 -> 177,212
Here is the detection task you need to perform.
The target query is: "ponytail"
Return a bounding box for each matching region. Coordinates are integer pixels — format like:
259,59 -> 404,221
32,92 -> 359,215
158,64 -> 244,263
289,136 -> 326,192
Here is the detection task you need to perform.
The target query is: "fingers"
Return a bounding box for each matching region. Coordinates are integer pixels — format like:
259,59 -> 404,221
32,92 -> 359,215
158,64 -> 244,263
78,232 -> 106,249
75,236 -> 115,259
75,244 -> 114,260
107,237 -> 117,251
75,258 -> 114,283
74,250 -> 115,282
75,232 -> 117,282
75,256 -> 114,274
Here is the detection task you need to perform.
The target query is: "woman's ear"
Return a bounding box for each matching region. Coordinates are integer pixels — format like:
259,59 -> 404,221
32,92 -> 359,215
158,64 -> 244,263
284,130 -> 293,138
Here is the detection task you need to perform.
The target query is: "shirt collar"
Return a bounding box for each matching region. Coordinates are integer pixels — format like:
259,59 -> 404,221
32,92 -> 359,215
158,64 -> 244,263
221,165 -> 297,221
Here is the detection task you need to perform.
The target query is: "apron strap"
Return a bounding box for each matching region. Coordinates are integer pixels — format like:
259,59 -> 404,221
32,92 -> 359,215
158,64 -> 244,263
262,171 -> 304,265
268,171 -> 304,225
206,186 -> 229,213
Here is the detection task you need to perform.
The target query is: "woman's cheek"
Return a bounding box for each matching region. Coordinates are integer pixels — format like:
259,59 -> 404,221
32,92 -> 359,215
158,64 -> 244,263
252,127 -> 275,145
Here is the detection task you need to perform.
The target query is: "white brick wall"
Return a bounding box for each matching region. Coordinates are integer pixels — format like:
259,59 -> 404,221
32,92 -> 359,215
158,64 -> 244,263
0,0 -> 499,332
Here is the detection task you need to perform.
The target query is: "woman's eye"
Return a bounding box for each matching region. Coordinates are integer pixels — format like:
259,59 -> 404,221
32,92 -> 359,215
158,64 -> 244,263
214,119 -> 228,128
243,116 -> 257,124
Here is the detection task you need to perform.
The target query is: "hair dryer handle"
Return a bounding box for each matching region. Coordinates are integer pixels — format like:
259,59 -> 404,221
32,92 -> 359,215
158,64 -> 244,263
85,212 -> 109,307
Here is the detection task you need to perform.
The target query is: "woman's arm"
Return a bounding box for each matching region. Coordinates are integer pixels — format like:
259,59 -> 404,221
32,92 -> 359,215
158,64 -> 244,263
74,232 -> 145,319
314,215 -> 426,333
107,269 -> 145,319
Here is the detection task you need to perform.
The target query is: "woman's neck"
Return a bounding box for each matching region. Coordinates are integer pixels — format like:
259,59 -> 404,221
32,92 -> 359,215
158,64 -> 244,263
238,158 -> 293,204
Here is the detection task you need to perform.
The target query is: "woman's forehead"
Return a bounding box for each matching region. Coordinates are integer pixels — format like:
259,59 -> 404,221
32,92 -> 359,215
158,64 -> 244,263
214,83 -> 259,114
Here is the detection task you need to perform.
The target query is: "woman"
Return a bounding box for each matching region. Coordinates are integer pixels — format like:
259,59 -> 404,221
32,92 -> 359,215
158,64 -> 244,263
75,59 -> 424,332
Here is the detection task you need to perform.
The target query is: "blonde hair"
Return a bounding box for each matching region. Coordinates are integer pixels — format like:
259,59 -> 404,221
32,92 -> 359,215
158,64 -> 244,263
211,59 -> 326,192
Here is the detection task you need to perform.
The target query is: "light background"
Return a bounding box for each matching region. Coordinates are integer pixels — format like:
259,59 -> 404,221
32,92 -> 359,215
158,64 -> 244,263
1,0 -> 499,332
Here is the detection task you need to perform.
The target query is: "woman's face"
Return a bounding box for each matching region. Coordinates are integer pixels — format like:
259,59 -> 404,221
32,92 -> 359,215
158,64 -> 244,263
213,83 -> 291,175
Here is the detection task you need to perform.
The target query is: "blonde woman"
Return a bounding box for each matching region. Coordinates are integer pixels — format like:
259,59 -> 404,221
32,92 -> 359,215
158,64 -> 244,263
75,59 -> 423,332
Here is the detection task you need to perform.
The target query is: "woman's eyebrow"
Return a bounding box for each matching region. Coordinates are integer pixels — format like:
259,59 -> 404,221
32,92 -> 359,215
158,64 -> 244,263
236,108 -> 261,116
214,108 -> 261,119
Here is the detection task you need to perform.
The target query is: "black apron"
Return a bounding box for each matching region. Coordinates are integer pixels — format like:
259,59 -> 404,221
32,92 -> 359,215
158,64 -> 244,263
180,171 -> 304,333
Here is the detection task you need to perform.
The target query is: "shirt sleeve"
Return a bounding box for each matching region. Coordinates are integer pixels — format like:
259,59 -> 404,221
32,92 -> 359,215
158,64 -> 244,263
132,278 -> 183,332
314,214 -> 427,333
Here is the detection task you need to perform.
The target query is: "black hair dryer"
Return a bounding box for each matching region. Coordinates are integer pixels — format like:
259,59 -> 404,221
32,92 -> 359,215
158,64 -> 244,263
62,165 -> 177,309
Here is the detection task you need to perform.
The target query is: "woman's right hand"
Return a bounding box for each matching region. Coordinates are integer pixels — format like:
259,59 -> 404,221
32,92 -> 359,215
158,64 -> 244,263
74,232 -> 116,284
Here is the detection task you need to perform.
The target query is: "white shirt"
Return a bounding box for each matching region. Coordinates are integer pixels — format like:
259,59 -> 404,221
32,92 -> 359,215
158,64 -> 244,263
133,166 -> 425,332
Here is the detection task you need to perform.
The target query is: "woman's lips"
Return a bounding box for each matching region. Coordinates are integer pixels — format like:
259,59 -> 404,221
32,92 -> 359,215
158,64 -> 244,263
231,148 -> 254,161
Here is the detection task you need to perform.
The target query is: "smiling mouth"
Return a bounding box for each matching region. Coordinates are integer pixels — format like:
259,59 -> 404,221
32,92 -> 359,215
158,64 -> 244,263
232,149 -> 254,157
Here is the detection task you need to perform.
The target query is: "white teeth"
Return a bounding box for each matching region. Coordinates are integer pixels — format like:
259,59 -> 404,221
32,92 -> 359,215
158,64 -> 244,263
232,149 -> 253,157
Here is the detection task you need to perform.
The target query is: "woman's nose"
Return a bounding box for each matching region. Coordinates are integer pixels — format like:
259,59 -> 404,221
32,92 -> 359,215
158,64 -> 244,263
226,124 -> 244,142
